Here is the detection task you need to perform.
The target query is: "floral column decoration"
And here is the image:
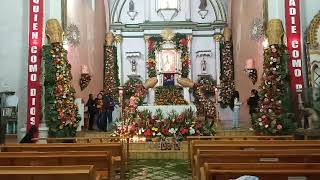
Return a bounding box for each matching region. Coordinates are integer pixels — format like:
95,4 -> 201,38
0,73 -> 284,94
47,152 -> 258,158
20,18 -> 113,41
252,19 -> 294,135
104,32 -> 120,100
219,28 -> 235,108
43,19 -> 80,137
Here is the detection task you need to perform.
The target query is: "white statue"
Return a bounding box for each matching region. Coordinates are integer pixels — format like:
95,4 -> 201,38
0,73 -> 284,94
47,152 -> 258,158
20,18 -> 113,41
130,59 -> 137,74
201,58 -> 207,73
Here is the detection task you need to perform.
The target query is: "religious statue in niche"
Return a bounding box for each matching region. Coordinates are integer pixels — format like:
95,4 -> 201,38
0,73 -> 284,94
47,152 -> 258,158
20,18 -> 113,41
130,58 -> 137,74
198,0 -> 208,19
127,0 -> 138,20
201,57 -> 207,74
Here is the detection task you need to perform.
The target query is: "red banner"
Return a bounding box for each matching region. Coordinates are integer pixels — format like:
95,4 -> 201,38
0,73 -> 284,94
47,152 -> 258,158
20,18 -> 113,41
285,0 -> 304,104
27,0 -> 44,131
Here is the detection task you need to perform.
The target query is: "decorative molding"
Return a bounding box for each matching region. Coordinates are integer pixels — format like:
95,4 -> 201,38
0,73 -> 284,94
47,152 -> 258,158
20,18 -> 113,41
66,24 -> 80,47
160,29 -> 175,41
250,18 -> 264,41
155,0 -> 181,21
126,51 -> 141,58
308,11 -> 320,49
196,50 -> 212,57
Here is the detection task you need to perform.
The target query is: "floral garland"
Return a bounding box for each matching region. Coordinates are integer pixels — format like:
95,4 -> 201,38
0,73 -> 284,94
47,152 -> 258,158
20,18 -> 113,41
193,76 -> 216,116
193,83 -> 217,119
104,45 -> 120,100
220,41 -> 235,108
155,86 -> 188,105
80,74 -> 91,91
124,77 -> 145,105
252,44 -> 294,135
147,34 -> 190,78
43,44 -> 81,137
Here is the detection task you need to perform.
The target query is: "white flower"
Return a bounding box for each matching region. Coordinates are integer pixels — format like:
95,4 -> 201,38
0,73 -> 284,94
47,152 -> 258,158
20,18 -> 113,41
258,118 -> 262,122
189,127 -> 195,135
157,132 -> 162,136
265,124 -> 269,128
259,122 -> 263,126
249,128 -> 254,131
169,128 -> 177,134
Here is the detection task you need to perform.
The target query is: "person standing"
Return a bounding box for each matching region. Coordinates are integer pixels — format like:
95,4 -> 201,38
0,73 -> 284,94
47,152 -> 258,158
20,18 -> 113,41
232,91 -> 241,129
104,94 -> 115,131
86,94 -> 96,130
247,89 -> 259,118
95,92 -> 105,131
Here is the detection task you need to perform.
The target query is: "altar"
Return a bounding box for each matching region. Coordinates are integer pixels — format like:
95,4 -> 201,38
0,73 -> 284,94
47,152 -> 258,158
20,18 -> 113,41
137,104 -> 197,116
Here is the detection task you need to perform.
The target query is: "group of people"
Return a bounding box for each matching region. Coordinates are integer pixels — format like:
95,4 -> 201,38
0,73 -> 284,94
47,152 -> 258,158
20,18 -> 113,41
231,89 -> 259,129
86,91 -> 116,131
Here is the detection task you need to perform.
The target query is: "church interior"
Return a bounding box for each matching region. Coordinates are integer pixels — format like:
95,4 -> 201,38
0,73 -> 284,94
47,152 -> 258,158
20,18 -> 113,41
1,0 -> 320,179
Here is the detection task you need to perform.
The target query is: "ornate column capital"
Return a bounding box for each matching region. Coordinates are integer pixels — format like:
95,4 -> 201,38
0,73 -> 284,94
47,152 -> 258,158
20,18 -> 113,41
187,35 -> 193,42
144,36 -> 150,43
213,34 -> 223,42
114,35 -> 123,44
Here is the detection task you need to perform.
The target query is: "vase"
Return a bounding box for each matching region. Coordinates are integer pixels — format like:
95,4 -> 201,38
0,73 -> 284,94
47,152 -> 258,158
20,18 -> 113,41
45,19 -> 63,44
105,32 -> 115,46
223,27 -> 232,42
143,77 -> 158,89
177,78 -> 194,88
267,19 -> 284,45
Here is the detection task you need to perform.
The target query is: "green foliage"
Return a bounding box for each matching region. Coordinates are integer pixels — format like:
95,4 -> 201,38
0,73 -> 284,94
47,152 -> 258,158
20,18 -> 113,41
124,77 -> 145,105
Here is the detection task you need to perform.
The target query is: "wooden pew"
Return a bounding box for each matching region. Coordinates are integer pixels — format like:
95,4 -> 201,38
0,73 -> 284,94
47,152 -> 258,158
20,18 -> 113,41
0,165 -> 98,180
187,136 -> 294,166
189,140 -> 320,170
203,163 -> 320,180
194,149 -> 320,180
1,143 -> 123,178
0,151 -> 112,179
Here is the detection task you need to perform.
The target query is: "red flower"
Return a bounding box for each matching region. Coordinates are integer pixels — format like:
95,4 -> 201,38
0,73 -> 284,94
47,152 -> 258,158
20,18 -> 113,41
180,128 -> 188,135
144,129 -> 152,137
180,39 -> 188,46
162,128 -> 169,136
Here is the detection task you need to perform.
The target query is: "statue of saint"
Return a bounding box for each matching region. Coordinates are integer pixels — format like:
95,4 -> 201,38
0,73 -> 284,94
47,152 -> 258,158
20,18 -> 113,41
130,59 -> 137,73
201,58 -> 207,73
199,0 -> 208,10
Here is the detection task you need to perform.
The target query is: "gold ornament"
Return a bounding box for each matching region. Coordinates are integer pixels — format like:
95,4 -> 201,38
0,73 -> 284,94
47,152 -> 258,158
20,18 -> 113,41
213,34 -> 223,42
223,27 -> 232,42
114,35 -> 123,44
46,19 -> 64,44
161,29 -> 175,41
266,19 -> 284,45
105,32 -> 115,46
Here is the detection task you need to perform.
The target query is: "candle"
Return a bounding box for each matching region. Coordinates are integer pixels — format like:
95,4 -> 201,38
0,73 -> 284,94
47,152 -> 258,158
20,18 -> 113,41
81,65 -> 89,74
245,59 -> 255,69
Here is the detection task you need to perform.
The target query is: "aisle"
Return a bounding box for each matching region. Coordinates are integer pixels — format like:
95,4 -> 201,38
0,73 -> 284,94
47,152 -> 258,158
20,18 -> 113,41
126,160 -> 191,180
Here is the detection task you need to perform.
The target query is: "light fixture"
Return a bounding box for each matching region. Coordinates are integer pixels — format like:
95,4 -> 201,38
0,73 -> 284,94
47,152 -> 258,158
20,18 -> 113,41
244,58 -> 258,85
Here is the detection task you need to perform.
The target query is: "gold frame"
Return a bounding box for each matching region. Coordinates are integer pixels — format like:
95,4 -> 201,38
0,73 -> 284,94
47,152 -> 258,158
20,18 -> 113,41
308,11 -> 320,49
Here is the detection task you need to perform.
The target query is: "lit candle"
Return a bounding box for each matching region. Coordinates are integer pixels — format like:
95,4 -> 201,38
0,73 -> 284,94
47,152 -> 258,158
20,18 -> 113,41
81,65 -> 89,74
245,59 -> 255,69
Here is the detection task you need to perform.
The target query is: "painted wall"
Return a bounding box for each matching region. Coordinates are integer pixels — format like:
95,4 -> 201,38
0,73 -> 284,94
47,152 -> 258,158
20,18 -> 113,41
231,0 -> 264,126
67,0 -> 106,102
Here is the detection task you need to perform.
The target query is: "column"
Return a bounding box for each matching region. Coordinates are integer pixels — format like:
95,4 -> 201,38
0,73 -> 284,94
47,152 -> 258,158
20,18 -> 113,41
144,36 -> 155,105
185,0 -> 191,21
213,34 -> 222,86
184,35 -> 193,103
144,0 -> 151,22
115,35 -> 123,85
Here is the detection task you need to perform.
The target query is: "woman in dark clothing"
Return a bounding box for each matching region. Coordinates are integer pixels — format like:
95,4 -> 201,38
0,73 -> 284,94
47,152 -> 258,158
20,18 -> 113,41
20,125 -> 38,143
95,92 -> 106,131
247,89 -> 259,117
86,94 -> 96,130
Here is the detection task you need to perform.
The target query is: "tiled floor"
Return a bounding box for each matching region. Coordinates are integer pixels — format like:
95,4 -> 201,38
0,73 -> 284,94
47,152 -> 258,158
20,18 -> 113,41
126,159 -> 191,180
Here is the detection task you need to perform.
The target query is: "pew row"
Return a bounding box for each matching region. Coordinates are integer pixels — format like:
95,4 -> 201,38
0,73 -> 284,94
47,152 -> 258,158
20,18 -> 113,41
0,165 -> 98,180
0,151 -> 112,179
202,163 -> 320,180
194,149 -> 320,180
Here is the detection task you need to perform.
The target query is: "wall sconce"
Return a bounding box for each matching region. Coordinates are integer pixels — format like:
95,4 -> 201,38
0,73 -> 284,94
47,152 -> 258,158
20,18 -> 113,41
244,58 -> 257,85
79,65 -> 91,91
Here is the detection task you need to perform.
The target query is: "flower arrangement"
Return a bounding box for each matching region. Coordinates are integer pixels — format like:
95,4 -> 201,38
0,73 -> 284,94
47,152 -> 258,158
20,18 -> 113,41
193,76 -> 216,116
147,33 -> 190,78
193,83 -> 217,119
124,77 -> 145,105
220,41 -> 235,108
115,108 -> 215,139
252,44 -> 295,135
104,45 -> 120,100
43,44 -> 81,137
80,74 -> 91,91
155,86 -> 188,105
